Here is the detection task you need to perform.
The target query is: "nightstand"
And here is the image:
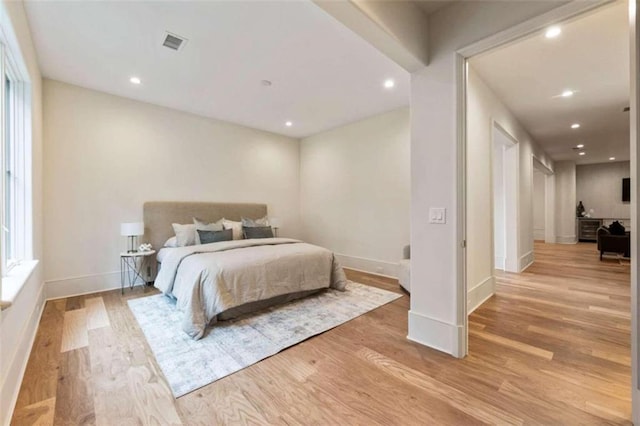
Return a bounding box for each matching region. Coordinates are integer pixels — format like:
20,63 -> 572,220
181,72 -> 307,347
120,250 -> 156,294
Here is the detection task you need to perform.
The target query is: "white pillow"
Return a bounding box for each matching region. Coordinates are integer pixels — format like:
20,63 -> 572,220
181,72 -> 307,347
222,219 -> 243,240
164,236 -> 178,248
193,218 -> 224,244
241,216 -> 270,227
172,223 -> 196,247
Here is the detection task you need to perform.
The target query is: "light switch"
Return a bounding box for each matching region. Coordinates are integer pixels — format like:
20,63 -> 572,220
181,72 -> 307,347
429,207 -> 446,224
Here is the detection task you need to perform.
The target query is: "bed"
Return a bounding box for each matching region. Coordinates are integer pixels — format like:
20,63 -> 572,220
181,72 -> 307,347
143,201 -> 347,339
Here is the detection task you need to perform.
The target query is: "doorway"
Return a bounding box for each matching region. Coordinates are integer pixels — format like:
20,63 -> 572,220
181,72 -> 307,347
459,0 -> 638,418
492,123 -> 518,272
533,157 -> 555,244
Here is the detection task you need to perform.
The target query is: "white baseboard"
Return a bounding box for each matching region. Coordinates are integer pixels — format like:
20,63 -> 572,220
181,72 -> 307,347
556,235 -> 577,244
45,271 -> 146,300
467,276 -> 494,314
335,253 -> 398,279
533,228 -> 545,240
1,283 -> 46,426
519,250 -> 534,272
407,310 -> 465,358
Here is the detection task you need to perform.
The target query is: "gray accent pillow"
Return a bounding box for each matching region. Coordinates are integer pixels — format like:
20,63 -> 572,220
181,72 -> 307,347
243,226 -> 274,239
193,217 -> 224,244
197,228 -> 233,244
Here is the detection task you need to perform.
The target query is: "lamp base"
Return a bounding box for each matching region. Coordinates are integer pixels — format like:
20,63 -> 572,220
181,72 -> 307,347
127,235 -> 138,253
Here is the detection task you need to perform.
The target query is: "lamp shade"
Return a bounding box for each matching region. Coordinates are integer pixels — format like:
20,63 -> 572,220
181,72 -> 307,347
121,222 -> 144,236
269,217 -> 282,228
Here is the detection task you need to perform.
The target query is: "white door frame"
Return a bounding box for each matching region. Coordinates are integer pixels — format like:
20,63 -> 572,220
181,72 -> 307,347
533,156 -> 555,244
491,121 -> 519,273
629,0 -> 639,422
455,0 -> 627,402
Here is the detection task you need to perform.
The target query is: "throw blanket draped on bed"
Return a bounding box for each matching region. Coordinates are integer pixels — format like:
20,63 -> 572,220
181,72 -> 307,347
155,238 -> 348,339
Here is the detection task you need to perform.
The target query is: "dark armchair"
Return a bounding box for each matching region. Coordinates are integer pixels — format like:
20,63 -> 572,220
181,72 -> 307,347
597,226 -> 630,260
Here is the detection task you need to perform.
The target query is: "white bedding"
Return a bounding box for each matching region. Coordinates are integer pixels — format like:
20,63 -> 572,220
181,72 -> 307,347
156,247 -> 171,264
154,238 -> 347,339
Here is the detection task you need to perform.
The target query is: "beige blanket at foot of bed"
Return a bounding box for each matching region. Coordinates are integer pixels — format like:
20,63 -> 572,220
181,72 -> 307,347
155,238 -> 347,339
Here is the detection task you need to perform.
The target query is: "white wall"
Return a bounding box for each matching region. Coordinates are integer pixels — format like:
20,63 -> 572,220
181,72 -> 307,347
576,161 -> 630,220
554,161 -> 577,244
0,0 -> 44,424
300,107 -> 410,277
533,169 -> 546,240
43,79 -> 301,298
466,66 -> 553,312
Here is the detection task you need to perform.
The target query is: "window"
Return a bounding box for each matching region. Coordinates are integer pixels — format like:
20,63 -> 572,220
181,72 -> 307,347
1,46 -> 31,276
3,77 -> 9,265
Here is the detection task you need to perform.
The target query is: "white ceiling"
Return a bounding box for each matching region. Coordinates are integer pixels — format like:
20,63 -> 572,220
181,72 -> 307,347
470,1 -> 629,165
24,0 -> 410,139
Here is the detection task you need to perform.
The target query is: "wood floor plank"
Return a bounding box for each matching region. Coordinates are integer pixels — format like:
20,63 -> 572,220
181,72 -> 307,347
100,290 -> 183,425
11,397 -> 55,426
88,326 -> 141,426
355,347 -> 524,425
469,328 -> 554,360
60,308 -> 88,353
64,296 -> 84,311
176,376 -> 271,425
14,300 -> 65,410
308,334 -> 485,425
85,297 -> 110,330
589,305 -> 631,319
126,363 -> 183,425
54,347 -> 95,425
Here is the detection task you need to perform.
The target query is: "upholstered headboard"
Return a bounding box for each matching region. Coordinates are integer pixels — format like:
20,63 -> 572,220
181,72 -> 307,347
143,201 -> 267,251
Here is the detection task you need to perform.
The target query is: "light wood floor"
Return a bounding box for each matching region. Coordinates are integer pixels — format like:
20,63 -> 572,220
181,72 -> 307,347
12,241 -> 631,425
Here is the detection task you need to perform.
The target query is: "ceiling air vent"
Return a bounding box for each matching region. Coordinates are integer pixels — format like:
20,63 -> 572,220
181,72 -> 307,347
162,32 -> 187,51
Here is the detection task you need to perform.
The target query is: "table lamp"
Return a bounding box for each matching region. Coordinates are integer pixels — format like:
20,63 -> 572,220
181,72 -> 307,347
121,222 -> 144,253
270,217 -> 281,237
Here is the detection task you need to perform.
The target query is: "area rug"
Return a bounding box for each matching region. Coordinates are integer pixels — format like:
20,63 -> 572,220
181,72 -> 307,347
128,281 -> 401,397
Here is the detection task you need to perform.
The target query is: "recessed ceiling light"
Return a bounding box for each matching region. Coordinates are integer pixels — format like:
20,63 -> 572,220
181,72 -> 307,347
609,157 -> 616,161
579,152 -> 586,156
383,79 -> 395,89
130,76 -> 141,85
576,144 -> 584,148
571,123 -> 580,129
285,121 -> 293,127
545,26 -> 562,39
561,90 -> 574,97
